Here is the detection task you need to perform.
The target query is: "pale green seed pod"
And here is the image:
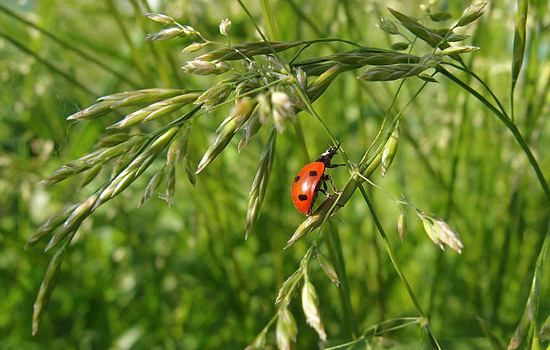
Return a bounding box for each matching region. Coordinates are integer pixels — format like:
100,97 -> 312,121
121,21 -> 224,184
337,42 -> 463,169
434,219 -> 463,253
219,18 -> 231,36
388,8 -> 447,49
196,41 -> 303,62
511,0 -> 528,92
358,63 -> 428,81
315,251 -> 340,286
40,162 -> 87,185
79,163 -> 103,190
195,119 -> 238,174
246,130 -> 276,239
276,307 -> 297,350
301,279 -> 327,341
182,42 -> 210,53
275,269 -> 302,305
167,127 -> 189,164
238,113 -> 262,152
143,12 -> 177,25
381,124 -> 400,176
26,204 -> 79,249
440,45 -> 480,55
32,244 -> 67,335
378,17 -> 399,35
456,2 -> 487,27
94,133 -> 130,148
416,209 -> 463,253
45,194 -> 98,251
195,83 -> 232,111
271,91 -> 295,133
182,60 -> 229,75
66,100 -> 116,121
164,163 -> 176,206
398,212 -> 407,241
139,169 -> 164,207
285,193 -> 340,249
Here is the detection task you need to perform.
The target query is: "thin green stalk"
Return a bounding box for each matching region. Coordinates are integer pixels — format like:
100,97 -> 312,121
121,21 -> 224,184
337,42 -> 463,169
437,66 -> 550,205
130,0 -> 175,88
0,4 -> 139,88
357,183 -> 441,349
104,0 -> 153,85
322,223 -> 359,339
0,30 -> 97,96
260,0 -> 279,41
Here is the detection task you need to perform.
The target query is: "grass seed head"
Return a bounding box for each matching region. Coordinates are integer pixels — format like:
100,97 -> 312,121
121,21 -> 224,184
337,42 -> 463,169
381,124 -> 399,176
302,280 -> 327,341
196,119 -> 238,174
143,12 -> 177,25
139,169 -> 164,207
66,100 -> 116,121
276,307 -> 297,350
398,212 -> 407,241
32,245 -> 67,335
246,131 -> 276,239
315,251 -> 340,286
271,91 -> 295,133
219,18 -> 231,36
182,60 -> 230,75
26,204 -> 79,249
456,2 -> 487,27
378,17 -> 400,35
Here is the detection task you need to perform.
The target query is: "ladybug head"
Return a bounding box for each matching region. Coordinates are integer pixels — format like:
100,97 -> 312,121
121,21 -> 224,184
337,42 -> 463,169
316,142 -> 341,166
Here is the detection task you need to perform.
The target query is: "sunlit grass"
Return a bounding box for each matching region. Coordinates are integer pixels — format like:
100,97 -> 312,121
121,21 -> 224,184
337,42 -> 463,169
1,1 -> 550,349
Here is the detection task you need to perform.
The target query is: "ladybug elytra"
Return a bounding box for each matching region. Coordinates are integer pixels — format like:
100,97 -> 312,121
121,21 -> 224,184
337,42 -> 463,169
292,143 -> 343,215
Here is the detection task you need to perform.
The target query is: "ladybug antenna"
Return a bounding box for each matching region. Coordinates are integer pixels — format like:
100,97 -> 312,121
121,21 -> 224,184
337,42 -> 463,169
316,142 -> 341,165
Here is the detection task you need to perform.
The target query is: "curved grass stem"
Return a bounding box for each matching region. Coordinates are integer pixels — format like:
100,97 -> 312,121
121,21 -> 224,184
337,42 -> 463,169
437,66 -> 550,205
357,183 -> 441,349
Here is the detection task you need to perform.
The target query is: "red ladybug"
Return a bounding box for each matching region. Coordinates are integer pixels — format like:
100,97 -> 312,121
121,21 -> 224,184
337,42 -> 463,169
292,143 -> 342,215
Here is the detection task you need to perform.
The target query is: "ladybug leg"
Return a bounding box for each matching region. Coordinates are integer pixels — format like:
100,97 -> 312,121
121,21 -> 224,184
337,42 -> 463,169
318,180 -> 331,198
324,174 -> 341,193
326,163 -> 345,169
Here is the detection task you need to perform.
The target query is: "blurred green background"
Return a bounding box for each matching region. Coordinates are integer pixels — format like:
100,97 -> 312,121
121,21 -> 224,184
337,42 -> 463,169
1,0 -> 550,349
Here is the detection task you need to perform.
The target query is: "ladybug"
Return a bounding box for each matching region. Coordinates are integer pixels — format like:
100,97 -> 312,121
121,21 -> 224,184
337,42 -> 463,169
292,143 -> 343,215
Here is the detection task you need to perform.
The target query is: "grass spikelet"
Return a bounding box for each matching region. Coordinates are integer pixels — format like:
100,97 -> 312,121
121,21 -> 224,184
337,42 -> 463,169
195,119 -> 238,174
196,41 -> 303,62
78,163 -> 103,190
276,306 -> 297,350
182,60 -> 230,75
315,250 -> 340,286
32,244 -> 67,336
26,204 -> 79,249
45,194 -> 98,251
440,45 -> 480,55
381,124 -> 399,176
416,210 -> 463,253
246,130 -> 276,239
358,63 -> 428,81
66,100 -> 117,121
456,2 -> 487,27
388,8 -> 449,49
285,194 -> 340,249
108,93 -> 200,129
301,278 -> 327,341
139,169 -> 164,207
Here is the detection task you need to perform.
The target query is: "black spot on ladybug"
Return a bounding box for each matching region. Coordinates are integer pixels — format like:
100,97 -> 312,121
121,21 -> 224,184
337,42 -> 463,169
294,175 -> 301,182
309,170 -> 318,177
298,194 -> 308,201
